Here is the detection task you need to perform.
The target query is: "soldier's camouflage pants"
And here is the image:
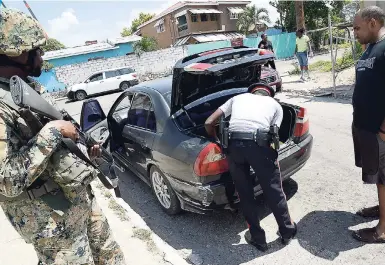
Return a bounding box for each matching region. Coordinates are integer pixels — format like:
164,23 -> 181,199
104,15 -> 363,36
2,188 -> 126,265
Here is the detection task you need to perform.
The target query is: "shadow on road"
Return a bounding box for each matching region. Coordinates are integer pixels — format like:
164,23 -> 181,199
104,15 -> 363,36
119,171 -> 299,265
296,210 -> 365,261
282,85 -> 353,106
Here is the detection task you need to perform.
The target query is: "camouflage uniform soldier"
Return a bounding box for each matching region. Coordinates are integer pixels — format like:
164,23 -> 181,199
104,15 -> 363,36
0,8 -> 126,265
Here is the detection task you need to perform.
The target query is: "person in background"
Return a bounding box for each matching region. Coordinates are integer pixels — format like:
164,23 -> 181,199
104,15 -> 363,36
258,33 -> 276,70
351,6 -> 385,244
295,28 -> 313,81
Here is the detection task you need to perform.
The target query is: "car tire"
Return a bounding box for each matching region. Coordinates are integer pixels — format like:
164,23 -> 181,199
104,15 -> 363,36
150,166 -> 181,215
75,90 -> 87,101
119,81 -> 130,91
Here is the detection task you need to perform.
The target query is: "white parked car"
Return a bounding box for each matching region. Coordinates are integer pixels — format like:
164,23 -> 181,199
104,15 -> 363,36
67,67 -> 139,101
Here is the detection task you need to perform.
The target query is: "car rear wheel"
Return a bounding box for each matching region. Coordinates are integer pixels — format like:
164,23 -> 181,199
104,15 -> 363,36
119,81 -> 130,91
150,166 -> 181,215
75,90 -> 87,101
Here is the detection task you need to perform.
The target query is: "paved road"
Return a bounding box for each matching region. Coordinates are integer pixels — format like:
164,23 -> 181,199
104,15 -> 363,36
59,77 -> 384,265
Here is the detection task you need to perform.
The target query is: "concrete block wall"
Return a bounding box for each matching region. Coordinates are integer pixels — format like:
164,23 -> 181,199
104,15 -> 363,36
55,46 -> 187,86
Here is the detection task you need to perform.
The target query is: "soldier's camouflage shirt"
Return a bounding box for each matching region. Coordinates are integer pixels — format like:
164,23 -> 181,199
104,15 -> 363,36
0,79 -> 97,244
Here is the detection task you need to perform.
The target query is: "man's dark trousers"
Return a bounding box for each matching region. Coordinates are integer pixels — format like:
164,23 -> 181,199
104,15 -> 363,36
264,60 -> 276,70
228,139 -> 295,243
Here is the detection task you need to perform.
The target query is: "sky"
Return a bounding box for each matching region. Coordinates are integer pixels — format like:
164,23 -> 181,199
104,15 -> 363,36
2,0 -> 279,47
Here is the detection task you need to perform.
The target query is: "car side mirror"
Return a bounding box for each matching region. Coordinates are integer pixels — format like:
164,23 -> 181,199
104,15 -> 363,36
80,99 -> 106,131
85,79 -> 90,83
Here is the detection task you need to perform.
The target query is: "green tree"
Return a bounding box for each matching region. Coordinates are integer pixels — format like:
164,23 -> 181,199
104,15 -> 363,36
41,38 -> 66,52
237,5 -> 271,36
133,36 -> 158,57
269,0 -> 346,32
121,12 -> 156,36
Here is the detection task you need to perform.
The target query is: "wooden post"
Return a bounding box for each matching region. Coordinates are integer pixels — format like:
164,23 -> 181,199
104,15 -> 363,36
295,1 -> 305,30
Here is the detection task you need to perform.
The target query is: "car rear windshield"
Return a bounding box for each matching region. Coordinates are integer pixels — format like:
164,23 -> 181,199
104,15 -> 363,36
171,88 -> 247,130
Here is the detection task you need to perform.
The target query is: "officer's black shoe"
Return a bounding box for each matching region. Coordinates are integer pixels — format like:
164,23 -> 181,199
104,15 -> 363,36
281,222 -> 298,245
244,230 -> 268,252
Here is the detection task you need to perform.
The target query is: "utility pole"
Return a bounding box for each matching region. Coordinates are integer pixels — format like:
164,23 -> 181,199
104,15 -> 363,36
295,1 -> 305,30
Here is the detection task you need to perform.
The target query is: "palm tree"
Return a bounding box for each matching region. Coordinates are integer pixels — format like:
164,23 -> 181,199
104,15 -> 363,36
237,5 -> 271,36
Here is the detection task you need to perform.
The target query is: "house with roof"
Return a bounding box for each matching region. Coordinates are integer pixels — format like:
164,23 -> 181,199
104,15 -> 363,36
135,0 -> 250,49
42,35 -> 142,67
35,36 -> 141,92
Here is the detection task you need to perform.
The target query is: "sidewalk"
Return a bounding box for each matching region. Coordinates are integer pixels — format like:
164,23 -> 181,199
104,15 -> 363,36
0,180 -> 187,265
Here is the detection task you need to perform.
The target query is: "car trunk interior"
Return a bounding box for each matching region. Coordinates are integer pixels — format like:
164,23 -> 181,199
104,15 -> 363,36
176,92 -> 297,149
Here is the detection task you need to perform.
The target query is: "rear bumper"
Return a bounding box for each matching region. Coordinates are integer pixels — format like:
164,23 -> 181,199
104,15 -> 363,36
130,79 -> 139,86
170,134 -> 313,214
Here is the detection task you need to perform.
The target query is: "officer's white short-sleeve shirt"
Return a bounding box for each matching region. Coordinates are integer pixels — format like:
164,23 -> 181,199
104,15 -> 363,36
219,93 -> 283,132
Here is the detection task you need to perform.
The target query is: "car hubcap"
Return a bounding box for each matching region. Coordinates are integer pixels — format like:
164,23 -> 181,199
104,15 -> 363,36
122,83 -> 129,90
152,171 -> 171,209
77,93 -> 85,100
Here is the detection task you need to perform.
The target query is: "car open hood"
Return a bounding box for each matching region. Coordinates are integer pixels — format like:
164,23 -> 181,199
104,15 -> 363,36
170,47 -> 275,115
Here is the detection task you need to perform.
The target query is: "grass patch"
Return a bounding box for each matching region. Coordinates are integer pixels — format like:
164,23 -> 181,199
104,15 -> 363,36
133,228 -> 152,241
96,182 -> 104,190
108,199 -> 130,221
311,45 -> 363,73
103,190 -> 112,198
288,62 -> 301,75
132,228 -> 158,253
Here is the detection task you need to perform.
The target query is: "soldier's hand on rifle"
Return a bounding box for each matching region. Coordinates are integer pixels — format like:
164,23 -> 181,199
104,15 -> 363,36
89,144 -> 102,159
48,120 -> 79,141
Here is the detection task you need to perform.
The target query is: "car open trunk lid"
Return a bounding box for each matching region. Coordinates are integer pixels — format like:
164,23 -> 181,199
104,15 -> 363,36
170,47 -> 276,115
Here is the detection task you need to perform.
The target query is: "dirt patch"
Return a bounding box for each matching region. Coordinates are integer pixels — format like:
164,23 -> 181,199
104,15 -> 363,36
282,65 -> 355,99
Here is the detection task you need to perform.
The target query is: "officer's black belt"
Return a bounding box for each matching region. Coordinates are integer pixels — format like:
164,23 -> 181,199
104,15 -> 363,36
229,131 -> 272,147
0,178 -> 61,202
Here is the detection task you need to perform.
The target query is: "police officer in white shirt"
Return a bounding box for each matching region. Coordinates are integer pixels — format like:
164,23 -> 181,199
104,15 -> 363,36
204,84 -> 297,252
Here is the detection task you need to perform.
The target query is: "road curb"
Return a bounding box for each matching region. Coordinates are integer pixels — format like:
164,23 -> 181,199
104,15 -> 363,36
54,97 -> 68,102
111,195 -> 191,265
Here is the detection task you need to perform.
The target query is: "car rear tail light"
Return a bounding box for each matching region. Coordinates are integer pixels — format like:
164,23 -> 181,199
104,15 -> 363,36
194,143 -> 229,177
258,49 -> 274,55
132,74 -> 137,78
294,107 -> 309,137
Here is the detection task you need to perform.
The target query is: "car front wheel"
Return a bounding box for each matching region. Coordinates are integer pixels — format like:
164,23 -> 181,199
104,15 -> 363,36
150,166 -> 181,215
75,90 -> 87,101
119,81 -> 130,91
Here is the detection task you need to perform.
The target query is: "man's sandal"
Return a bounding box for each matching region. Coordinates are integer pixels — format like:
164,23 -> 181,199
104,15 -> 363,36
352,227 -> 385,243
356,205 -> 380,218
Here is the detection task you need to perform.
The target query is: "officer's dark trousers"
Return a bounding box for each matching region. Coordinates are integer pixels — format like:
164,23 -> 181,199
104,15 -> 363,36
228,140 -> 295,244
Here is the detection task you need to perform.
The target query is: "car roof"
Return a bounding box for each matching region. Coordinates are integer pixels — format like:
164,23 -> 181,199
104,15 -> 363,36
136,76 -> 173,95
103,66 -> 134,72
90,66 -> 135,76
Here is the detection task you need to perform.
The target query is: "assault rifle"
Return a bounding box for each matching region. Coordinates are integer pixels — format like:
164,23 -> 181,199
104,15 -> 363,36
9,75 -> 121,197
